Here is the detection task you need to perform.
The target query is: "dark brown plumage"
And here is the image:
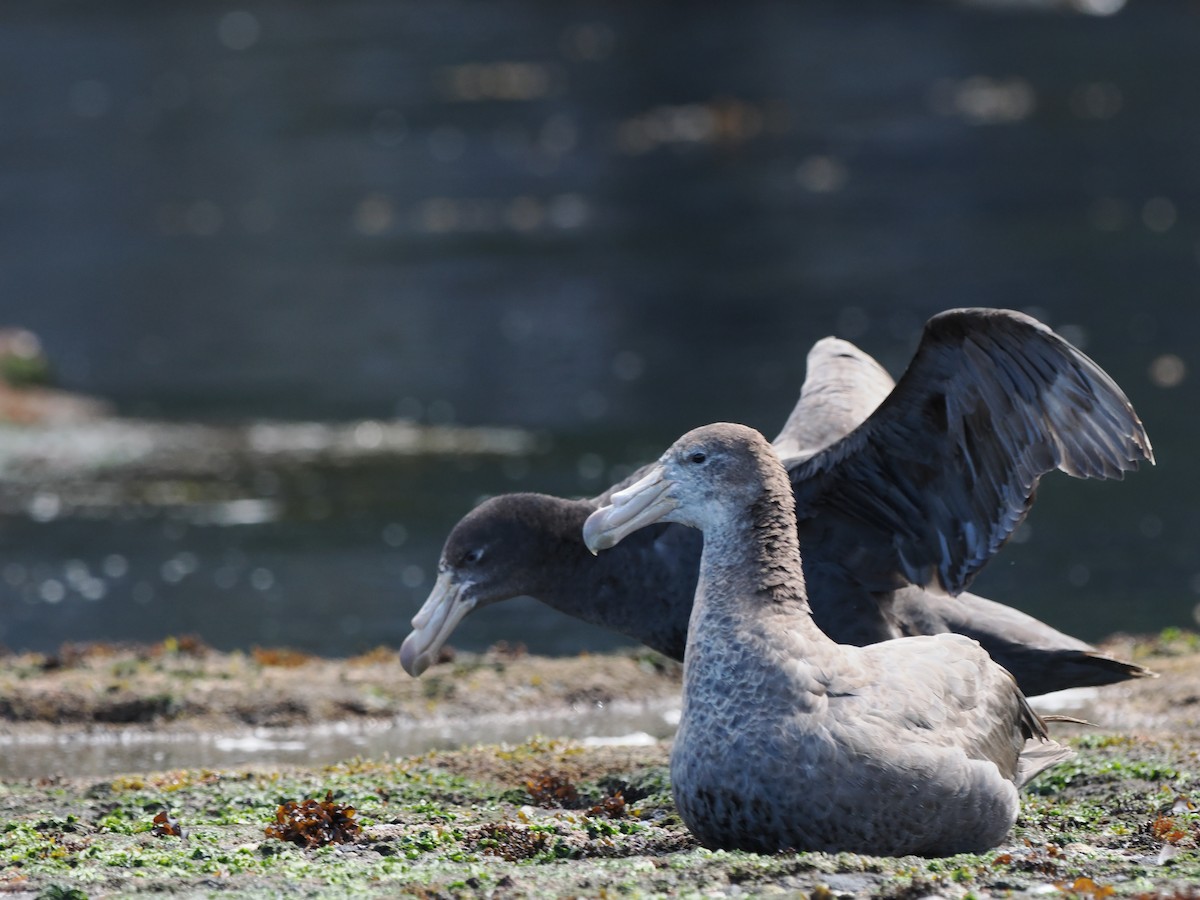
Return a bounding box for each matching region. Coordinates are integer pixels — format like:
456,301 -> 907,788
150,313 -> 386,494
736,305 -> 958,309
402,309 -> 1153,695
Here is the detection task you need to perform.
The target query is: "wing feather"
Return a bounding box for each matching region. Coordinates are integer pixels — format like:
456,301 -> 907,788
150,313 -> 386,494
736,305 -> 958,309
773,337 -> 895,461
790,308 -> 1153,595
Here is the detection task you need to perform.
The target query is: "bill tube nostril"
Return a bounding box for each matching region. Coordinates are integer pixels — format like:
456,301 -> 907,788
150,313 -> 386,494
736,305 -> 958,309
583,465 -> 678,554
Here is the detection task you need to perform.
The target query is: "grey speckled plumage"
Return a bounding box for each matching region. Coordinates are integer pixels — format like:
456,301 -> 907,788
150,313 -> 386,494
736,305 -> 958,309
583,423 -> 1072,856
400,308 -> 1153,695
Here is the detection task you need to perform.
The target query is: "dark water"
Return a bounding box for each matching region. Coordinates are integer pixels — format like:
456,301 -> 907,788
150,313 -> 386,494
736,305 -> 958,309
1,0 -> 1197,658
0,699 -> 679,780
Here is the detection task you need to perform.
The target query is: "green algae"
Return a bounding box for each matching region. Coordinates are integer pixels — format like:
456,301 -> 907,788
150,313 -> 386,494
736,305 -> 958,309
4,735 -> 1200,897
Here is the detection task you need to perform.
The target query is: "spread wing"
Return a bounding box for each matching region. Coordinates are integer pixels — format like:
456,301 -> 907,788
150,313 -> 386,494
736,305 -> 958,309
772,337 -> 895,461
598,334 -> 892,504
789,308 -> 1153,595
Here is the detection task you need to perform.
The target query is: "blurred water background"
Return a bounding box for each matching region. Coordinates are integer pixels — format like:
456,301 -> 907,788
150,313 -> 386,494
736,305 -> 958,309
0,0 -> 1196,659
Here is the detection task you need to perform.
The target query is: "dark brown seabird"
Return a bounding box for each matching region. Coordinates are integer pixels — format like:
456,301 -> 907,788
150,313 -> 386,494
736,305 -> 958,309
401,308 -> 1154,695
583,422 -> 1073,856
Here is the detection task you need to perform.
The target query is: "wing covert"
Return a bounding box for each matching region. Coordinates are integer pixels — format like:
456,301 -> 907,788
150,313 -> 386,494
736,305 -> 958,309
789,308 -> 1153,595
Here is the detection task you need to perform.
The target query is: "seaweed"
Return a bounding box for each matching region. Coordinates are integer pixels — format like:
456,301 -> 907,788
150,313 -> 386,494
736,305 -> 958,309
587,790 -> 627,819
524,771 -> 579,808
251,646 -> 314,668
150,809 -> 184,838
264,790 -> 361,848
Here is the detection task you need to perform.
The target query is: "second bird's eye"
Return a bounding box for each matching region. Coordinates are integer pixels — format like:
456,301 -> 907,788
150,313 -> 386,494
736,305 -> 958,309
689,452 -> 707,464
463,548 -> 484,565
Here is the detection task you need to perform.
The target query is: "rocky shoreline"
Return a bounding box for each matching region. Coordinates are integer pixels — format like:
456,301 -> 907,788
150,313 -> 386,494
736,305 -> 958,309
1,635 -> 1200,897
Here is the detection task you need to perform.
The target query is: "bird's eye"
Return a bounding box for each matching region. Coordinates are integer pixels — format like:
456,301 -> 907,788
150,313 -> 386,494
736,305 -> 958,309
688,451 -> 707,464
463,548 -> 484,566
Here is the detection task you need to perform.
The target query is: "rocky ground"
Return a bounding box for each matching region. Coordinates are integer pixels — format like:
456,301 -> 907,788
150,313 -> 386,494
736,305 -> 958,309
3,633 -> 1200,898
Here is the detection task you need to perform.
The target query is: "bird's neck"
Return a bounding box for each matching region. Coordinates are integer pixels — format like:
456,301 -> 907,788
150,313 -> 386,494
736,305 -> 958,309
697,495 -> 809,603
537,499 -> 695,659
683,486 -> 834,717
688,480 -> 831,652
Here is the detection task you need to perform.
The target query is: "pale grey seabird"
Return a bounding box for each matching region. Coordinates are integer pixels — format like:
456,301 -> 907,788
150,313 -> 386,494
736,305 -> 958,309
582,422 -> 1073,856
